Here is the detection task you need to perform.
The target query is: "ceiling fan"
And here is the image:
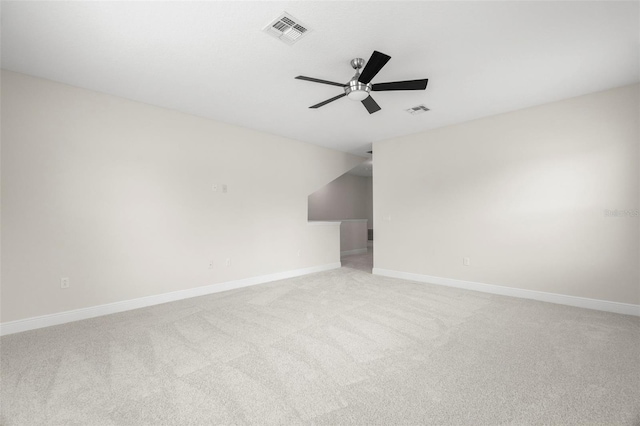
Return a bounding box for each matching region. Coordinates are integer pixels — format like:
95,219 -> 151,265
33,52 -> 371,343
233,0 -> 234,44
295,50 -> 428,114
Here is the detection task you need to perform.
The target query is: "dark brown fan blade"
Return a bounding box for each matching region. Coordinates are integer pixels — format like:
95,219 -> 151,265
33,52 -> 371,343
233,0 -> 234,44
358,51 -> 391,84
361,95 -> 381,114
372,79 -> 428,91
310,93 -> 347,109
296,76 -> 346,87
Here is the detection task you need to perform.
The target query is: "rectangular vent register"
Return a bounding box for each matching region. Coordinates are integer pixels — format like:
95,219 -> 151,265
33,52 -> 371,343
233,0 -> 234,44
406,104 -> 430,115
263,12 -> 311,45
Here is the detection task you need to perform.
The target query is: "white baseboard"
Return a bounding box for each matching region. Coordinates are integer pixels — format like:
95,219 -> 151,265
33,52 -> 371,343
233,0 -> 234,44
341,248 -> 368,256
0,262 -> 342,336
372,268 -> 640,317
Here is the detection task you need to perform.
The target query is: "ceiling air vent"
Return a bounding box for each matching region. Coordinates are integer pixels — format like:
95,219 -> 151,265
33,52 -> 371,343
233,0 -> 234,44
406,105 -> 430,115
263,12 -> 311,45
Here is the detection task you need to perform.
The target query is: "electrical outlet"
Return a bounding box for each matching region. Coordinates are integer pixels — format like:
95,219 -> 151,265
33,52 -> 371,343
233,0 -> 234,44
212,184 -> 218,192
60,277 -> 70,289
225,257 -> 231,267
208,260 -> 214,269
222,184 -> 228,193
463,257 -> 470,266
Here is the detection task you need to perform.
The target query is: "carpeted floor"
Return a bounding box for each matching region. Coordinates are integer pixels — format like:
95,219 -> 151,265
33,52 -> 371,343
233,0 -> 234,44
2,251 -> 639,425
341,249 -> 373,273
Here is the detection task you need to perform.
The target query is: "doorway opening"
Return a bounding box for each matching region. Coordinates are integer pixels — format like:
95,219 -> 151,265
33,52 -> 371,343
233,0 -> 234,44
308,156 -> 373,272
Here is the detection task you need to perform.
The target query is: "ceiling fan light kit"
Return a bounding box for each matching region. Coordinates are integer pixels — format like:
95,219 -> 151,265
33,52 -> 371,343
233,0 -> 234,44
345,84 -> 370,101
295,50 -> 429,114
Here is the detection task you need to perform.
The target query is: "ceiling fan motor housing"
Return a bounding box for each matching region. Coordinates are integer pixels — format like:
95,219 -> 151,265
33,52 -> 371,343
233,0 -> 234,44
345,78 -> 371,100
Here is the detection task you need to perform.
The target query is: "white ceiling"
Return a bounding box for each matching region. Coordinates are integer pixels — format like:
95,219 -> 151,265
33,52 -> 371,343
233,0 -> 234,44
2,1 -> 638,157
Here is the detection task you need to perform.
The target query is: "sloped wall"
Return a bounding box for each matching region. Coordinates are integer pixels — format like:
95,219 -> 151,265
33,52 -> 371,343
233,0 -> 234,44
308,173 -> 373,229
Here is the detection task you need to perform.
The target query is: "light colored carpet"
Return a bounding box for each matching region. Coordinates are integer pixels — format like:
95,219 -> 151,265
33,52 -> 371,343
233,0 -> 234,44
2,253 -> 639,425
341,250 -> 373,273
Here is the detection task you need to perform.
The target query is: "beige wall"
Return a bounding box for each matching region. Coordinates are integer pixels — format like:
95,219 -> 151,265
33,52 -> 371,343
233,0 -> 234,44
374,84 -> 639,305
339,220 -> 368,253
1,71 -> 362,322
308,173 -> 373,229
